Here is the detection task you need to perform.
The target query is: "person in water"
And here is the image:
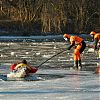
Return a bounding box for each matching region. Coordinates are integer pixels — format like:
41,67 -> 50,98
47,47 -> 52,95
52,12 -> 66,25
63,34 -> 86,70
10,59 -> 38,74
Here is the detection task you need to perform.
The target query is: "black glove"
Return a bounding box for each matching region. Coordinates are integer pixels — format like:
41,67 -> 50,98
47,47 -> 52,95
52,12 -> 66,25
13,69 -> 17,73
95,46 -> 97,50
67,46 -> 71,50
67,43 -> 74,50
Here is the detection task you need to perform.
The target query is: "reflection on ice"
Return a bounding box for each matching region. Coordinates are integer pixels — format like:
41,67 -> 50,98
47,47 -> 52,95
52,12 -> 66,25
42,54 -> 52,58
11,52 -> 15,56
0,69 -> 99,100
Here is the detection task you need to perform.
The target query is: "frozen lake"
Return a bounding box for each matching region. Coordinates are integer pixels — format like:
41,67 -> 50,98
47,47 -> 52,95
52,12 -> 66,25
0,41 -> 99,100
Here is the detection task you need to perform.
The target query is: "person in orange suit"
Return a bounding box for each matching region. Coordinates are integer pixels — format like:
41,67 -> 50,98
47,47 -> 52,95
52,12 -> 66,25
98,40 -> 100,59
90,31 -> 100,51
90,31 -> 100,74
63,34 -> 86,70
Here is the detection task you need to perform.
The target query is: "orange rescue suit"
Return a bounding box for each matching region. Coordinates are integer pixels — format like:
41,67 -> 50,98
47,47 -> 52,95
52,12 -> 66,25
69,36 -> 84,61
94,33 -> 100,48
94,34 -> 100,40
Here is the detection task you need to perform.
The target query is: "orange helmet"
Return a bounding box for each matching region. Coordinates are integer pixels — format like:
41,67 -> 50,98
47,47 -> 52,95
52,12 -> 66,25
90,31 -> 96,35
63,34 -> 70,39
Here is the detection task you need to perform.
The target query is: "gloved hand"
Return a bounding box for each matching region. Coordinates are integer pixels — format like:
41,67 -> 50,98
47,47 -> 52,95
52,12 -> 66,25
95,46 -> 97,50
67,46 -> 71,50
13,69 -> 17,73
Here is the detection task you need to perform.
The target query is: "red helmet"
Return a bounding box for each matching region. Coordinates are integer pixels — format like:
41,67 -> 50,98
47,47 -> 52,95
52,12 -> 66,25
90,31 -> 96,35
63,34 -> 70,39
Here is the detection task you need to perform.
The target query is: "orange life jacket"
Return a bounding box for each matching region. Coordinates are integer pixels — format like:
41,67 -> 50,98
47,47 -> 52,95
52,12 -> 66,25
94,33 -> 100,40
70,36 -> 83,45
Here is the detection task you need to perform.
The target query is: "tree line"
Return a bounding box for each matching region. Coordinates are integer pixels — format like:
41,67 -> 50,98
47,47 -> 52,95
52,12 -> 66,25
0,0 -> 99,35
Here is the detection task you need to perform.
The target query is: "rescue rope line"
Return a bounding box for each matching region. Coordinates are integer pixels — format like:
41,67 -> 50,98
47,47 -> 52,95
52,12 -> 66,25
37,49 -> 66,68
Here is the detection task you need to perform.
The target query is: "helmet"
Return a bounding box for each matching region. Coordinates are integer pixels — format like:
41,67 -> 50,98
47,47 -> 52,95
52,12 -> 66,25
22,59 -> 27,64
63,34 -> 70,39
90,31 -> 96,35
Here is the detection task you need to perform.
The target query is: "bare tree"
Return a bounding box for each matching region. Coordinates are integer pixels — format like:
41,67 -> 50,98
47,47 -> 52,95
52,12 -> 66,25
0,0 -> 99,34
64,0 -> 99,33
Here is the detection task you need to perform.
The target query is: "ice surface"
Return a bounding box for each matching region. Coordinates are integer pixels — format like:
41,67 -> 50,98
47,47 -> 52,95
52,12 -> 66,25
0,41 -> 99,100
0,69 -> 100,100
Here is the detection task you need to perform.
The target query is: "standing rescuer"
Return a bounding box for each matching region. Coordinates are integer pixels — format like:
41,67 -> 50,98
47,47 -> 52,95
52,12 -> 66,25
90,31 -> 100,49
90,31 -> 100,57
97,40 -> 100,59
90,31 -> 100,74
63,34 -> 86,70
